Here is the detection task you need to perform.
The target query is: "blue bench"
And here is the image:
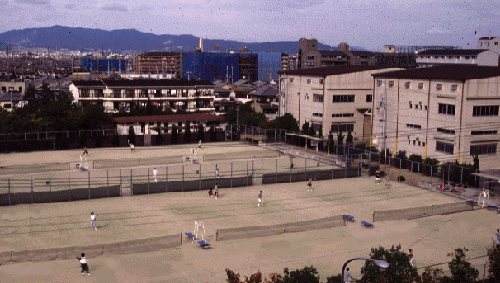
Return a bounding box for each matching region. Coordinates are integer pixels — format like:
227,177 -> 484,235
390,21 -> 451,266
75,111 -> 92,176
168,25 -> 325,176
344,215 -> 355,221
198,240 -> 210,248
487,205 -> 499,211
466,200 -> 478,206
361,221 -> 373,227
185,232 -> 196,240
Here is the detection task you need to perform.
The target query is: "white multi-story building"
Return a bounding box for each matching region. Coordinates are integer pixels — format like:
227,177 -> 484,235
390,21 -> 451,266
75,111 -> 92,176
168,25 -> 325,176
372,65 -> 500,166
69,79 -> 215,113
278,66 -> 402,141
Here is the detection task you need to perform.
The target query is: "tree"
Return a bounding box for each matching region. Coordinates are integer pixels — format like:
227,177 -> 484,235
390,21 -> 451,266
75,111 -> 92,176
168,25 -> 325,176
197,124 -> 205,142
171,125 -> 178,144
346,131 -> 353,145
440,248 -> 478,283
359,245 -> 418,283
273,113 -> 299,132
184,121 -> 192,142
416,267 -> 443,283
80,104 -> 114,130
301,121 -> 310,135
128,126 -> 136,145
282,266 -> 320,283
337,130 -> 345,145
488,244 -> 500,282
209,125 -> 216,141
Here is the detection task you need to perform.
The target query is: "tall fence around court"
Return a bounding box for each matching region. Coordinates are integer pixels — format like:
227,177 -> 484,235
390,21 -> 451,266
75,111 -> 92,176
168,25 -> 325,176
0,155 -> 355,206
372,202 -> 474,222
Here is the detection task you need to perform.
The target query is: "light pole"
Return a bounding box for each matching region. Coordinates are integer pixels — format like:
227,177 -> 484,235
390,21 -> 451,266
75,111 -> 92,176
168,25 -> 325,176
341,257 -> 389,283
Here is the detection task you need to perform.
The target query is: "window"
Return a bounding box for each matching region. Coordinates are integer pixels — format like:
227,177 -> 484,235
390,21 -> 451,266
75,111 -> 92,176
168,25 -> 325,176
456,56 -> 461,59
495,42 -> 499,45
451,85 -> 457,92
366,94 -> 372,103
472,56 -> 477,59
437,128 -> 455,135
438,103 -> 455,115
306,62 -> 314,66
406,124 -> 422,129
473,105 -> 499,116
471,130 -> 498,135
80,89 -> 90,98
409,102 -> 412,109
307,56 -> 315,60
434,56 -> 439,59
441,56 -> 445,59
436,84 -> 442,90
312,113 -> 323,117
404,82 -> 410,89
436,141 -> 454,154
388,80 -> 394,87
307,79 -> 311,84
319,79 -> 324,84
376,79 -> 382,86
332,113 -> 354,117
418,83 -> 423,89
465,56 -> 470,60
470,144 -> 497,155
331,124 -> 354,133
113,89 -> 121,98
289,78 -> 294,82
313,94 -> 324,102
332,95 -> 355,103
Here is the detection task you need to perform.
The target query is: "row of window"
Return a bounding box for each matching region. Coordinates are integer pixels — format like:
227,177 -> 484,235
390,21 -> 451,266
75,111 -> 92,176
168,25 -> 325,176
332,113 -> 354,117
419,55 -> 477,60
473,105 -> 499,117
378,80 -> 458,92
438,103 -> 456,115
330,124 -> 354,133
435,142 -> 497,155
409,139 -> 426,147
437,128 -> 455,135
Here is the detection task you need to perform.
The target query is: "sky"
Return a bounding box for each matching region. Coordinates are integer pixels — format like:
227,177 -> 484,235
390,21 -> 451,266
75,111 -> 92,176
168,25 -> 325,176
0,0 -> 499,51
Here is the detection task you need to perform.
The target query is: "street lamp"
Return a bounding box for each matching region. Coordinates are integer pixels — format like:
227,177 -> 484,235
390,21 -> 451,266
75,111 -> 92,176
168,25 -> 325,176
341,257 -> 389,283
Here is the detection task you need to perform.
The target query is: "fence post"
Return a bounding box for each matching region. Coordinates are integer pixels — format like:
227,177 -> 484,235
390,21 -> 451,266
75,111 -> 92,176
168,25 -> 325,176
460,167 -> 463,185
275,129 -> 277,142
431,166 -> 433,185
88,170 -> 91,200
119,169 -> 122,197
49,176 -> 52,203
182,165 -> 184,192
247,161 -> 249,187
230,124 -> 233,141
8,177 -> 11,206
411,162 -> 413,184
224,126 -> 227,142
475,169 -> 478,188
275,158 -> 278,183
369,152 -> 372,177
166,166 -> 169,192
252,126 -> 254,144
31,177 -> 34,204
448,164 -> 451,183
147,168 -> 150,194
399,159 -> 402,181
106,169 -> 109,198
130,169 -> 133,196
252,160 -> 254,181
231,162 -> 233,188
304,158 -> 307,181
199,163 -> 202,191
68,172 -> 71,202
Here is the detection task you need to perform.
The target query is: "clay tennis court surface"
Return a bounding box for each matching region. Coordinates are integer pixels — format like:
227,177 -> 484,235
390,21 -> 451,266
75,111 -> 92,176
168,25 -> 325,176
0,142 -> 498,282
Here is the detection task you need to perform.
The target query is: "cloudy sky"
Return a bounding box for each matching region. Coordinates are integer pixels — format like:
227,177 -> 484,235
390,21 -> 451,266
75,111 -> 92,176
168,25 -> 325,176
0,0 -> 498,51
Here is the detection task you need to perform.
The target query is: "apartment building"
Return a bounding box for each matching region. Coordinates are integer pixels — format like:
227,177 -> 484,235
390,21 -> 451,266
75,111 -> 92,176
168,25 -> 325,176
134,52 -> 182,78
69,79 -> 215,113
372,65 -> 500,165
278,66 -> 402,141
298,38 -> 376,69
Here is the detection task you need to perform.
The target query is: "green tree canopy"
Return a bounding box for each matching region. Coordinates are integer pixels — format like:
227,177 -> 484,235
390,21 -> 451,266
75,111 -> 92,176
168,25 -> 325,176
359,245 -> 418,283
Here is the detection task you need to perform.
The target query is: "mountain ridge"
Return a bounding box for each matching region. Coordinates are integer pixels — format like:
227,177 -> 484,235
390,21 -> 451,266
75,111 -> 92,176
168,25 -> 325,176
0,26 -> 368,54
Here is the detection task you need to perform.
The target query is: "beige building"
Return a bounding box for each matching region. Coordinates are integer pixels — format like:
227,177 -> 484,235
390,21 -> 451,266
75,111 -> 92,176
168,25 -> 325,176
478,36 -> 500,53
372,65 -> 500,166
278,66 -> 402,141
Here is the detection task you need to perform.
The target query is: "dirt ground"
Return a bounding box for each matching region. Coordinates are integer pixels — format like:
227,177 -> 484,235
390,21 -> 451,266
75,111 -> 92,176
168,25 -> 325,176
0,142 -> 499,283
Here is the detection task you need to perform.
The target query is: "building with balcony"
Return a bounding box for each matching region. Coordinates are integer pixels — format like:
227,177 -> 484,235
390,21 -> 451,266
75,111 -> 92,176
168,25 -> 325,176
372,65 -> 500,166
69,79 -> 215,113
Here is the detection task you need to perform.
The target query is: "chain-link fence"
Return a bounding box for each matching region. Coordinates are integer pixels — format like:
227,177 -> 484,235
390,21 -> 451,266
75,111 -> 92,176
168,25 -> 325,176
0,154 -> 355,206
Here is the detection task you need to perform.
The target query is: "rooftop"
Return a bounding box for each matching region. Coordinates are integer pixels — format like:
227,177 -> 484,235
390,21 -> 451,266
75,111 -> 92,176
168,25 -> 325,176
71,79 -> 214,88
417,49 -> 488,56
278,66 -> 394,77
373,65 -> 500,80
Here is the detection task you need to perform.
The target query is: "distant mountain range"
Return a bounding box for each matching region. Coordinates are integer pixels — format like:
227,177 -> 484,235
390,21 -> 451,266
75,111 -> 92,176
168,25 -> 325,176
0,26 -> 367,54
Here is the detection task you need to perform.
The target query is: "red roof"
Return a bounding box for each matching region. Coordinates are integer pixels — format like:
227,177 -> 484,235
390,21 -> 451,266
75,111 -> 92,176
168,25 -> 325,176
113,113 -> 225,124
